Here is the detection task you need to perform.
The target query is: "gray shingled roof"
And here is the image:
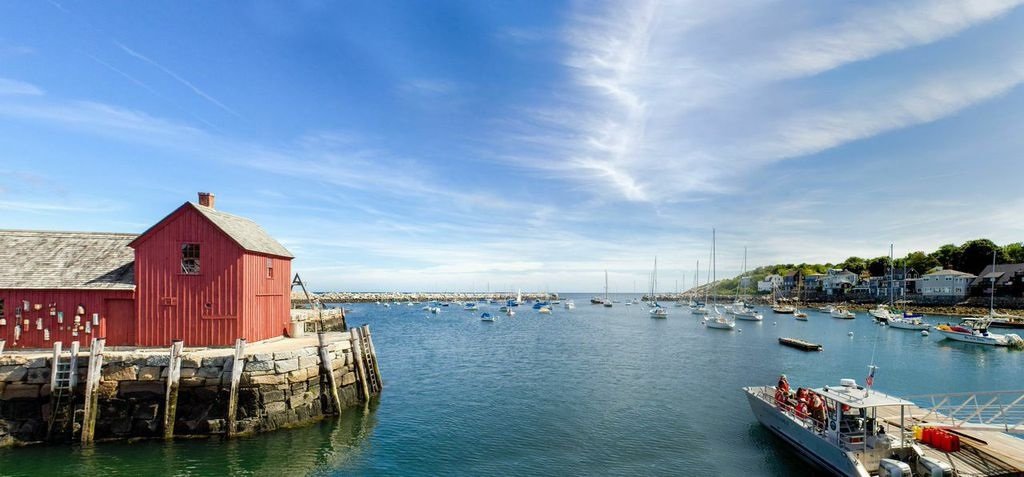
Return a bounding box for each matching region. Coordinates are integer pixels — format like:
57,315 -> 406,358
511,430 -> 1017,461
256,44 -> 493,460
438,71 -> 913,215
0,230 -> 136,289
971,263 -> 1024,287
190,203 -> 293,258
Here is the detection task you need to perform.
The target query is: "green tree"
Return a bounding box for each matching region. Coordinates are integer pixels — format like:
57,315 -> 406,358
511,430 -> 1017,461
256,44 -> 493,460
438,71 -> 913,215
959,239 -> 1004,275
929,244 -> 962,270
840,256 -> 867,274
867,256 -> 891,277
1003,242 -> 1024,263
904,251 -> 940,275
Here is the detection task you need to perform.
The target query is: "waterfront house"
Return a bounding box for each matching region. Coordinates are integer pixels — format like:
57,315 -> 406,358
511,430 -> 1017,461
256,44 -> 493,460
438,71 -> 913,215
919,269 -> 975,298
782,270 -> 803,293
969,263 -> 1024,298
0,193 -> 293,349
757,274 -> 783,293
803,274 -> 823,292
821,269 -> 858,296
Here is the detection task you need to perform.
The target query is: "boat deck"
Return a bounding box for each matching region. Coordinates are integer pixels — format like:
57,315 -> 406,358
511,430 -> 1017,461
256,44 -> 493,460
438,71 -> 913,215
875,406 -> 1024,477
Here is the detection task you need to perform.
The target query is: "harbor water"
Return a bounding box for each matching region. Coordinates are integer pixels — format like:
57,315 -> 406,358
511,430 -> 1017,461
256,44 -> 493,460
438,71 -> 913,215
1,294 -> 1021,476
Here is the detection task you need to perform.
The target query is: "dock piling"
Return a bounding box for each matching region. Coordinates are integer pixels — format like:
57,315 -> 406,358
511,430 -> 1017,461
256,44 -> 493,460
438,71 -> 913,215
163,340 -> 184,439
226,338 -> 246,437
318,332 -> 343,414
80,337 -> 105,446
350,328 -> 371,401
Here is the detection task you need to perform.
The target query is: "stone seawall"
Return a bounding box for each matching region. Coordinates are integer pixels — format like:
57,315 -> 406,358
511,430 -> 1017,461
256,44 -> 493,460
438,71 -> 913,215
0,329 -> 378,448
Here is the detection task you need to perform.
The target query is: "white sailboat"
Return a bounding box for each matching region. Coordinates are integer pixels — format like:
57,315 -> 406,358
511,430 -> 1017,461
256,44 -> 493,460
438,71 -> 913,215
603,270 -> 613,307
731,247 -> 763,321
649,257 -> 668,319
705,229 -> 735,330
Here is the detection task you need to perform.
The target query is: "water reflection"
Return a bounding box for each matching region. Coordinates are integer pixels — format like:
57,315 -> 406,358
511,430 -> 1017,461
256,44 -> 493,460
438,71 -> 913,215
0,400 -> 379,477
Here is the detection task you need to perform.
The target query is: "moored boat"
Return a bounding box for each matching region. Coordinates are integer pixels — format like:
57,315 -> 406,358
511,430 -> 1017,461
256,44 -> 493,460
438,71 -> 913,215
830,308 -> 855,319
743,378 -> 923,477
480,312 -> 494,322
888,316 -> 929,331
935,319 -> 1023,347
564,300 -> 575,310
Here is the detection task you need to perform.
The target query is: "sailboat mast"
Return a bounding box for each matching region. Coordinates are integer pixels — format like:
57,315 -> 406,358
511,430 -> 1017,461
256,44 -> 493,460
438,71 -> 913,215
990,250 -> 997,316
889,244 -> 894,307
712,228 -> 717,304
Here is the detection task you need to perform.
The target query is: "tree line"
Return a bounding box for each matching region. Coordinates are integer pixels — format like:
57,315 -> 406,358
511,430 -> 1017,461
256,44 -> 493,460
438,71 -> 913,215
703,239 -> 1023,294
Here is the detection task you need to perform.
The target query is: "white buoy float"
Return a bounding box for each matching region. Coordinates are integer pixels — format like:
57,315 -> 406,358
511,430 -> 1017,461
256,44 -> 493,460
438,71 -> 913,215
921,330 -> 929,336
738,328 -> 742,332
773,322 -> 777,326
848,331 -> 854,337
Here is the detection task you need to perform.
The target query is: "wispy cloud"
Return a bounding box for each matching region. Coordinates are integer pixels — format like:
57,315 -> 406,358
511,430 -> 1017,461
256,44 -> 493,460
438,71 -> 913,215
0,45 -> 35,56
506,0 -> 1024,203
0,78 -> 44,96
113,41 -> 242,118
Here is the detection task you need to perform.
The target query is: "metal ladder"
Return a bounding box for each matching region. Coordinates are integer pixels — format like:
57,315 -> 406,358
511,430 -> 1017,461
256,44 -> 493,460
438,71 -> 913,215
46,341 -> 82,441
908,389 -> 1024,433
357,327 -> 382,394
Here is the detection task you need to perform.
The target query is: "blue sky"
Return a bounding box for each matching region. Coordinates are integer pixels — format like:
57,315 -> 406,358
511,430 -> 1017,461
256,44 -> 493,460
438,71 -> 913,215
2,0 -> 1024,292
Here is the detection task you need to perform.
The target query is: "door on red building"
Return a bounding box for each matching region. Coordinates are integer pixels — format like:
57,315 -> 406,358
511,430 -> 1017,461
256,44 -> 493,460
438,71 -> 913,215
105,299 -> 136,345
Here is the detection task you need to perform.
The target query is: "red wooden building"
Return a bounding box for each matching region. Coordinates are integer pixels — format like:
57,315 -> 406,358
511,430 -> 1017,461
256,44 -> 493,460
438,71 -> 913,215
0,193 -> 293,349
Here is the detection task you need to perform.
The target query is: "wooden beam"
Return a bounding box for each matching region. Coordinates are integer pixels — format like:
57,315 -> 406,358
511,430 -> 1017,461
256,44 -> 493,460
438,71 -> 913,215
350,328 -> 371,401
226,338 -> 246,437
68,341 -> 80,390
318,332 -> 343,414
163,340 -> 184,440
80,337 -> 105,446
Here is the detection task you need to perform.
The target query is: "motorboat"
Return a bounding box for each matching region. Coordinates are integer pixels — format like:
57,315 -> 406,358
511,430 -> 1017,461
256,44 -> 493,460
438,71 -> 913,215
429,307 -> 440,314
691,305 -> 710,315
538,306 -> 552,314
564,300 -> 575,310
480,312 -> 494,322
743,378 -> 927,477
816,304 -> 835,314
464,302 -> 478,311
794,309 -> 808,321
868,305 -> 893,323
499,305 -> 509,313
887,316 -> 929,331
830,308 -> 856,319
935,319 -> 1023,347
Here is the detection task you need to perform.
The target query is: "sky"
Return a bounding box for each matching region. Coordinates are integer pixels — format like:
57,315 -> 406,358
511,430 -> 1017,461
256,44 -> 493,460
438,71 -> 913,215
2,0 -> 1024,292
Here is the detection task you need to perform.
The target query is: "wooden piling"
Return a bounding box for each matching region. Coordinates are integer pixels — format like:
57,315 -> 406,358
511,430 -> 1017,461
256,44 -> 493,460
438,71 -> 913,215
163,340 -> 184,440
80,337 -> 105,446
318,332 -> 344,414
360,324 -> 383,390
48,341 -> 63,392
350,328 -> 371,401
226,338 -> 246,437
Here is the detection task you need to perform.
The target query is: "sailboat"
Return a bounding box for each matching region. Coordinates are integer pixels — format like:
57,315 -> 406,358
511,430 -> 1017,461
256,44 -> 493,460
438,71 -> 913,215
730,247 -> 763,321
603,270 -> 613,307
770,281 -> 795,314
705,229 -> 735,330
649,257 -> 668,319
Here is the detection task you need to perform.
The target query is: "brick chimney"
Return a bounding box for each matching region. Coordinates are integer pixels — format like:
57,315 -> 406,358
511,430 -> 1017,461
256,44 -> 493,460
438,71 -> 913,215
198,192 -> 215,208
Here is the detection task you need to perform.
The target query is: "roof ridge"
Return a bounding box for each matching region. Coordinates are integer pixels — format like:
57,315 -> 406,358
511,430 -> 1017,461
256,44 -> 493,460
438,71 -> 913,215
0,229 -> 139,237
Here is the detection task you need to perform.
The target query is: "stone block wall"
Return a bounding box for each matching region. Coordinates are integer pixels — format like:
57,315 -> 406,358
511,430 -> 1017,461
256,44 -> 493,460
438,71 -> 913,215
0,332 -> 368,447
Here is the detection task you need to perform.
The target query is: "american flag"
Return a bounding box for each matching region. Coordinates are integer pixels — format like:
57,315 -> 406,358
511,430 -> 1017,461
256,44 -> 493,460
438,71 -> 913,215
866,365 -> 877,387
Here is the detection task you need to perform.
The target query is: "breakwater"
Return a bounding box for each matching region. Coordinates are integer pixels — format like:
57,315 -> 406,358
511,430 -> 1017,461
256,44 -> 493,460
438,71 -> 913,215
293,291 -> 560,305
0,327 -> 381,448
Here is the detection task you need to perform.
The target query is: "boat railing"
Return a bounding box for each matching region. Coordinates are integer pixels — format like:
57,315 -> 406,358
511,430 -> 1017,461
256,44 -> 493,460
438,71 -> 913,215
754,387 -> 829,438
904,389 -> 1024,432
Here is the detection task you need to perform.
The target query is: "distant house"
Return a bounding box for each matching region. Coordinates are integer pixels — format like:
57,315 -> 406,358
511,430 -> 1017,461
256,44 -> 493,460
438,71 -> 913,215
867,268 -> 919,298
757,274 -> 783,293
822,269 -> 858,296
783,270 -> 804,292
919,269 -> 976,298
804,274 -> 823,292
969,263 -> 1024,298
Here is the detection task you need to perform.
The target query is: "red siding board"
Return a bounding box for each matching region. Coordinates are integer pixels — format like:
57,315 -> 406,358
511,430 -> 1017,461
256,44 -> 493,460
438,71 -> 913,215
0,289 -> 134,349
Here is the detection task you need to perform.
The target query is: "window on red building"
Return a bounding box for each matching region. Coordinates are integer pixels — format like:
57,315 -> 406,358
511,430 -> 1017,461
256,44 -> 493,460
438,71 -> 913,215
266,257 -> 274,278
182,243 -> 201,274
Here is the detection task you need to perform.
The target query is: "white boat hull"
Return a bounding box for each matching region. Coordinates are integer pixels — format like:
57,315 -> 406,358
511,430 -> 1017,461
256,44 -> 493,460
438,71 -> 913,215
887,319 -> 929,331
936,329 -> 1007,346
705,318 -> 735,329
744,387 -> 871,477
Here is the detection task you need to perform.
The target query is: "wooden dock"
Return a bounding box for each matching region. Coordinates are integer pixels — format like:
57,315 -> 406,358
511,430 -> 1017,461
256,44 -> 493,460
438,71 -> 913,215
875,405 -> 1024,476
778,337 -> 823,351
